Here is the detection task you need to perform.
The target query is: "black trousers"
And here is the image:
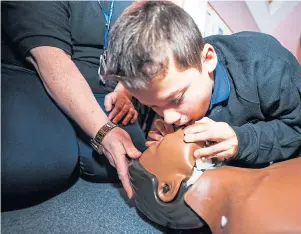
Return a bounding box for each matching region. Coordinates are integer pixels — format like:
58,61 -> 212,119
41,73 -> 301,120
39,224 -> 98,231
1,64 -> 146,198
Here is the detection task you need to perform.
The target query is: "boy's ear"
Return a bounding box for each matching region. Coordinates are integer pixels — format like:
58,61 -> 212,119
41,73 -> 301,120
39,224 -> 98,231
201,44 -> 217,73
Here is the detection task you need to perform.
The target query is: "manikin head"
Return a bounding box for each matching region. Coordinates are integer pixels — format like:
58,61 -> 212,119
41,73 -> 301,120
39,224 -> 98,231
105,1 -> 218,127
128,129 -> 217,229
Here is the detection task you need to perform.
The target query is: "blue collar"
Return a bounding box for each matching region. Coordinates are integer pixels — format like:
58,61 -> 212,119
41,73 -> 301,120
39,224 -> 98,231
208,59 -> 231,110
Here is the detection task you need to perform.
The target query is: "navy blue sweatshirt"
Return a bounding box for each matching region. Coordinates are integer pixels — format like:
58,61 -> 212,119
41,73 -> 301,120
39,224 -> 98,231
205,32 -> 301,166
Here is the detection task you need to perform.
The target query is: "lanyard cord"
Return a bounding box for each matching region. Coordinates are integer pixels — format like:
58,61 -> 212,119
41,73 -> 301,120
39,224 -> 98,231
98,0 -> 114,50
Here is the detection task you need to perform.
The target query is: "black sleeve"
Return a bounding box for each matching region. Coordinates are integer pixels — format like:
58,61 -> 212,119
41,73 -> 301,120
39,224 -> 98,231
2,1 -> 72,57
232,54 -> 301,164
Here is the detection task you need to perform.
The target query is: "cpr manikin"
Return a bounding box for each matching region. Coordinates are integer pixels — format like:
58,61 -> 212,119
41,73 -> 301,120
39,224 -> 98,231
128,129 -> 301,233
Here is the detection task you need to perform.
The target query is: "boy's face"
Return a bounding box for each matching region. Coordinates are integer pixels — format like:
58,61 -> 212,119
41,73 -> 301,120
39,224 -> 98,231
128,44 -> 217,126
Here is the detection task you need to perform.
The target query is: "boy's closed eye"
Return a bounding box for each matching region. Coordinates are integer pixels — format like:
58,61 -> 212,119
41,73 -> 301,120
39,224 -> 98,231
171,93 -> 185,105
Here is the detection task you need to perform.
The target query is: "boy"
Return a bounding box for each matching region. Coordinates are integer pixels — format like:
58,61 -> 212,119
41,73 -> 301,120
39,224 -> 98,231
104,1 -> 301,166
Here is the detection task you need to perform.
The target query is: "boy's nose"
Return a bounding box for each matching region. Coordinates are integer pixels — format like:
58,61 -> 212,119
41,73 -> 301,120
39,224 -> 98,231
163,109 -> 181,125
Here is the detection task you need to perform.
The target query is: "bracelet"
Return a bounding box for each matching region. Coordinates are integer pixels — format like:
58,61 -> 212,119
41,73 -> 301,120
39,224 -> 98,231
91,121 -> 117,153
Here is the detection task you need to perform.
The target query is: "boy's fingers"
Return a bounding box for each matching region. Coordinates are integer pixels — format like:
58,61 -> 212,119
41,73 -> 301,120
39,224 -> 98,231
122,108 -> 135,125
104,93 -> 115,112
184,129 -> 225,143
148,131 -> 164,141
111,104 -> 128,123
122,113 -> 131,125
193,141 -> 229,158
154,119 -> 165,128
145,141 -> 156,147
209,150 -> 232,160
195,117 -> 214,124
184,123 -> 208,134
184,131 -> 209,142
154,119 -> 174,135
154,119 -> 167,135
108,105 -> 122,120
131,111 -> 138,124
185,117 -> 216,134
164,122 -> 174,134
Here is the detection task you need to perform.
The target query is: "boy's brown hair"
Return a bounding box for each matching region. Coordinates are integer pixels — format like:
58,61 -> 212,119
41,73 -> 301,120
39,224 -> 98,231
105,1 -> 204,89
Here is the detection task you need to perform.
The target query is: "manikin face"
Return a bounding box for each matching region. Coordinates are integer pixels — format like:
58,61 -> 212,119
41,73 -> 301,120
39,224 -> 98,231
128,129 -> 216,229
128,44 -> 218,126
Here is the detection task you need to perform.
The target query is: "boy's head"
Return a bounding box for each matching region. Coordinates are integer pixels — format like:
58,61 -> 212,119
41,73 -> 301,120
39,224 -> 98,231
105,1 -> 218,126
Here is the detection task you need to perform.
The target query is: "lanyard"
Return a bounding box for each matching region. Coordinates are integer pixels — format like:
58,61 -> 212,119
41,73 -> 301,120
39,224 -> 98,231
98,0 -> 114,50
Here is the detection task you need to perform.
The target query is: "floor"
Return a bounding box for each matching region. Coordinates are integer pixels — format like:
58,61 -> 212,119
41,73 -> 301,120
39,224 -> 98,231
2,178 -> 166,234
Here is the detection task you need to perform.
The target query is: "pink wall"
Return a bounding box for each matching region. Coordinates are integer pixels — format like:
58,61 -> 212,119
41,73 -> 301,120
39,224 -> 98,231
208,1 -> 301,58
271,2 -> 301,58
208,0 -> 260,33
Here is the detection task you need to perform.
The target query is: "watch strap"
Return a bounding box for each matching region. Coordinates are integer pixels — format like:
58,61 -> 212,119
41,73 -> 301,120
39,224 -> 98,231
91,121 -> 117,153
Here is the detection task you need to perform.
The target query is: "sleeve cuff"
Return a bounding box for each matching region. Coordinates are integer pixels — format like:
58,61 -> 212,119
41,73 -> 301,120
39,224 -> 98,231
231,124 -> 258,163
19,36 -> 72,57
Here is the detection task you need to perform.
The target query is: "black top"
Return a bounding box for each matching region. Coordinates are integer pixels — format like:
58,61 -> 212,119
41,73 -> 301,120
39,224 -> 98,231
1,1 -> 132,93
205,32 -> 301,166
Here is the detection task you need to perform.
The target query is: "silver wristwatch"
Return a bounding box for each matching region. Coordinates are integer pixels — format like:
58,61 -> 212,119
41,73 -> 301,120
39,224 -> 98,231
91,121 -> 117,153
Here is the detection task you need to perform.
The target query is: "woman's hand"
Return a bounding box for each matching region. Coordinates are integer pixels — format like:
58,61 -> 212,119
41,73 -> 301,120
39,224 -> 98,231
101,127 -> 142,199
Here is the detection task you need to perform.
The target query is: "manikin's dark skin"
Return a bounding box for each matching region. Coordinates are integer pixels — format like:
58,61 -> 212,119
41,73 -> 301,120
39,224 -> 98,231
132,130 -> 301,234
140,130 -> 202,202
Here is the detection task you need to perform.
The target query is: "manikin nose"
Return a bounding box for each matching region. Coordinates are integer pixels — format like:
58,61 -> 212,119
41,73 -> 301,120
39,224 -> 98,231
163,109 -> 181,125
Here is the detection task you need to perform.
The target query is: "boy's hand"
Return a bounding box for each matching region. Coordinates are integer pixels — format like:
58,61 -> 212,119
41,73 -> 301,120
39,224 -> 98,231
146,119 -> 174,147
183,117 -> 238,161
104,91 -> 138,125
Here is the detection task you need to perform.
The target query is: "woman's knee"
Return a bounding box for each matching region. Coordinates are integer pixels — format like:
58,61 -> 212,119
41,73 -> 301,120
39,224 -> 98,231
1,66 -> 79,196
120,122 -> 147,152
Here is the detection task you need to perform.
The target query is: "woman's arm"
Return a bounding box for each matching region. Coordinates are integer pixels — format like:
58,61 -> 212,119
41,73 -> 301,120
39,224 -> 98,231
28,46 -> 109,138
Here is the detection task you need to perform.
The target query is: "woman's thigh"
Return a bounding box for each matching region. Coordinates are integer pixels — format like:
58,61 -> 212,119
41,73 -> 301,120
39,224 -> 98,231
1,65 -> 79,196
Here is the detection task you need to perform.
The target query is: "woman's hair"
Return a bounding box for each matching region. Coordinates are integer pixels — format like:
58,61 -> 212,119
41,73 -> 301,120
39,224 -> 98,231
105,1 -> 204,89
